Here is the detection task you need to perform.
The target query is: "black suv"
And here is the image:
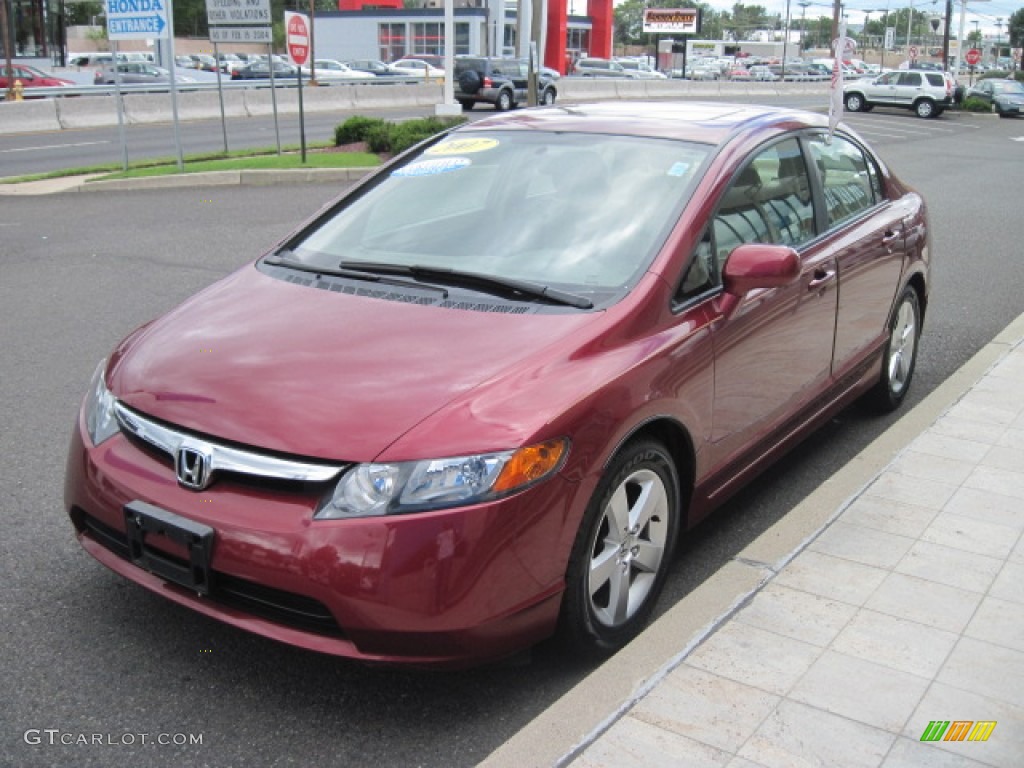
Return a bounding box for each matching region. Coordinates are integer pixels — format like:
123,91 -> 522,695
454,57 -> 557,111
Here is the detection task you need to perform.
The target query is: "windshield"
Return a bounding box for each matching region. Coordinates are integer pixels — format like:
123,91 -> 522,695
994,81 -> 1024,95
289,130 -> 708,298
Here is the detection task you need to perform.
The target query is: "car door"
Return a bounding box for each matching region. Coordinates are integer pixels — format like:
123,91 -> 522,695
704,137 -> 837,474
895,72 -> 923,107
864,71 -> 900,105
806,133 -> 909,379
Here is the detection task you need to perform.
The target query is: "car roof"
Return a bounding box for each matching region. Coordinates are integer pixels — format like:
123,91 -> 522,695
459,101 -> 828,146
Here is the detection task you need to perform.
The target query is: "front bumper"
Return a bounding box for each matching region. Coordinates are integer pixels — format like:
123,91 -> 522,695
65,417 -> 578,667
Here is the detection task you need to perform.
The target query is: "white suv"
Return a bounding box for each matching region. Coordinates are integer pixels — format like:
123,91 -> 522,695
843,69 -> 955,118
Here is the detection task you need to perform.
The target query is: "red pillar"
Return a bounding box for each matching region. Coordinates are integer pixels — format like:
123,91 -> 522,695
588,0 -> 613,59
545,0 -> 569,74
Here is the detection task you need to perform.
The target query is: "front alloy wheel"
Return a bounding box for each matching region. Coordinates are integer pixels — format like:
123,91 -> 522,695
560,440 -> 681,654
845,93 -> 865,112
496,89 -> 513,111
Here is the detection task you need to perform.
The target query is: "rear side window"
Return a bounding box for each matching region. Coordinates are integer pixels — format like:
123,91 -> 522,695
808,135 -> 879,228
899,73 -> 922,87
925,73 -> 944,87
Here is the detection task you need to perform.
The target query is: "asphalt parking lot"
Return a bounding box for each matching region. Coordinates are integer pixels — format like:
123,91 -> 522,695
1,108 -> 1021,768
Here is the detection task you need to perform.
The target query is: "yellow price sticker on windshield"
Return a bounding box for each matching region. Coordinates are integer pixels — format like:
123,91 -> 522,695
426,138 -> 499,155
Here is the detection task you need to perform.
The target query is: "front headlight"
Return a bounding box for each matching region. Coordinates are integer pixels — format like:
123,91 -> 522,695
315,438 -> 569,519
84,359 -> 120,446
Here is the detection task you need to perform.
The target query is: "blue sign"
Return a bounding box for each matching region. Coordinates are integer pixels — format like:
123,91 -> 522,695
107,0 -> 169,40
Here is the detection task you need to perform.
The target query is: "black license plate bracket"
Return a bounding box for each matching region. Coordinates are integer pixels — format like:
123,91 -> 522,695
124,500 -> 215,595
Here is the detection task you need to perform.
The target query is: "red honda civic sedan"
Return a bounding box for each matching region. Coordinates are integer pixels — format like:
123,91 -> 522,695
66,102 -> 929,667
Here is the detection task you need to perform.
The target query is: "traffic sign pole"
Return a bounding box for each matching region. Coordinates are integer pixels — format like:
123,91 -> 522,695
286,11 -> 310,163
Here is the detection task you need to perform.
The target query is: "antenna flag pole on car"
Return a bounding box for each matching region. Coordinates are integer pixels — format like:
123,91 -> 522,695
829,19 -> 850,141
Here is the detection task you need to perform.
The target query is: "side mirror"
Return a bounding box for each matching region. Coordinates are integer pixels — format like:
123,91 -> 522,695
718,243 -> 800,315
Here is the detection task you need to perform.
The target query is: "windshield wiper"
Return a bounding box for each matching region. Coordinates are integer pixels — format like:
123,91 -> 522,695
337,260 -> 594,310
263,253 -> 448,297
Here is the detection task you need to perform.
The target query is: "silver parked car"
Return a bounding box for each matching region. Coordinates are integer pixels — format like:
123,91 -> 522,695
843,69 -> 955,119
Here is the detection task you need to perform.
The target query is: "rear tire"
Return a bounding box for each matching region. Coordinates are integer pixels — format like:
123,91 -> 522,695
845,93 -> 866,112
868,286 -> 921,412
559,440 -> 681,655
914,99 -> 937,118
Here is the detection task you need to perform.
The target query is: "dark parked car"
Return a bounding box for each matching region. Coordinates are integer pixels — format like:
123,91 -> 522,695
66,102 -> 929,668
343,59 -> 406,77
231,60 -> 300,80
454,56 -> 557,110
966,78 -> 1024,117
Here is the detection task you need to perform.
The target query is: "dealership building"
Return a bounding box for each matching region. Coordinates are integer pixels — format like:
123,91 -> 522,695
2,0 -> 615,76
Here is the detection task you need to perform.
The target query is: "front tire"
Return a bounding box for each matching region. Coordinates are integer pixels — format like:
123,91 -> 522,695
868,286 -> 921,412
495,89 -> 513,111
542,88 -> 557,106
560,440 -> 681,655
845,92 -> 866,112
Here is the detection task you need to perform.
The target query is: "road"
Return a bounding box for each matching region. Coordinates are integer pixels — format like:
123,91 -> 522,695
0,106 -> 429,178
0,90 -> 827,178
1,110 -> 1022,768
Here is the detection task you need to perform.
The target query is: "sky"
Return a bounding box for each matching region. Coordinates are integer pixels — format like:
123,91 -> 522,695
688,0 -> 1019,37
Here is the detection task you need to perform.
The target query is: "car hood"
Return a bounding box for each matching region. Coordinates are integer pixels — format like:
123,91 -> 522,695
108,265 -> 597,462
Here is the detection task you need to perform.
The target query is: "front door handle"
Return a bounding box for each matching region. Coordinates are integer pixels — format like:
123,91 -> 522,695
808,269 -> 836,291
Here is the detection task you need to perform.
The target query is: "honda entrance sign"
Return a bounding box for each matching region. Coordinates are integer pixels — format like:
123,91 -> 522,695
285,11 -> 311,67
106,0 -> 169,39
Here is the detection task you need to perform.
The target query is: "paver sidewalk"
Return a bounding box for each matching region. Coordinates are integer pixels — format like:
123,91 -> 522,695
485,316 -> 1024,768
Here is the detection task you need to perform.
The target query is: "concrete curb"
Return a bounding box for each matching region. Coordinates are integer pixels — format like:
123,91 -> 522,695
0,167 -> 375,195
479,311 -> 1024,768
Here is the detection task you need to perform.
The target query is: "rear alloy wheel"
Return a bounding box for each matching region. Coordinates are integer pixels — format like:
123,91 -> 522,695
845,92 -> 865,112
495,89 -> 514,111
869,286 -> 921,412
914,99 -> 937,118
560,440 -> 681,654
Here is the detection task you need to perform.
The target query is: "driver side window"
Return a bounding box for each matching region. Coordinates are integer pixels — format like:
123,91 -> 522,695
677,137 -> 815,305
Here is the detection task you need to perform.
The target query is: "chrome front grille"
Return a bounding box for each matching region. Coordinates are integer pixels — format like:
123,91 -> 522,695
114,402 -> 346,489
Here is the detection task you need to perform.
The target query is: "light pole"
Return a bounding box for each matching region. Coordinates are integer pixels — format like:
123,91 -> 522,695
906,0 -> 915,60
798,1 -> 810,51
995,17 -> 1002,65
863,9 -> 874,52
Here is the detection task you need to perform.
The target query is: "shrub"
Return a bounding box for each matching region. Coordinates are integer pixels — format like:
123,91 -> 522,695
364,122 -> 394,153
961,96 -> 992,113
334,116 -> 388,146
335,115 -> 466,154
388,116 -> 466,154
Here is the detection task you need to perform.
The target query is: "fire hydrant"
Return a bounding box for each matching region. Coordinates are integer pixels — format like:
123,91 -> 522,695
12,79 -> 24,101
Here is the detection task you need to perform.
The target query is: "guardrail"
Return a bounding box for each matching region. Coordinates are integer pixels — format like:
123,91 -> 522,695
0,78 -> 830,136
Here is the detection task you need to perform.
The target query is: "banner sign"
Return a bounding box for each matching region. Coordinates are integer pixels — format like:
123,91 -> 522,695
643,9 -> 700,35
